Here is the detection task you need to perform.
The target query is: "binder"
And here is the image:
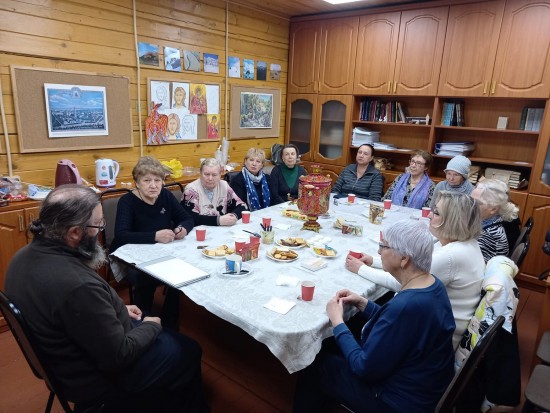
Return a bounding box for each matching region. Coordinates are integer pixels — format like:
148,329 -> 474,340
137,256 -> 210,288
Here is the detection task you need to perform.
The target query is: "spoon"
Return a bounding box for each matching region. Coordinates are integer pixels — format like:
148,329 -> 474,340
222,269 -> 250,275
242,229 -> 261,238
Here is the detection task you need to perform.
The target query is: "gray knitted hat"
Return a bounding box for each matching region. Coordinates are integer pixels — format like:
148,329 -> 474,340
444,155 -> 471,180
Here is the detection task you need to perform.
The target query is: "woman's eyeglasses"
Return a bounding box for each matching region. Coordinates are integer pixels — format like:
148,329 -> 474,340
86,218 -> 106,232
409,159 -> 426,166
378,243 -> 391,251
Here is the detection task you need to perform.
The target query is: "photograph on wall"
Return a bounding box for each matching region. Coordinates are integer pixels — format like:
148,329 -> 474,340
44,84 -> 108,138
138,42 -> 159,66
171,82 -> 190,111
189,83 -> 207,114
164,47 -> 182,72
181,114 -> 198,139
228,56 -> 241,78
270,63 -> 281,80
207,114 -> 220,139
183,50 -> 201,72
257,61 -> 267,81
205,84 -> 220,115
243,59 -> 255,80
150,80 -> 170,111
204,53 -> 219,73
239,92 -> 273,129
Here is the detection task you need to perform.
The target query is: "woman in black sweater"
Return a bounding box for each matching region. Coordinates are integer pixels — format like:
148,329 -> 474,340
270,144 -> 307,204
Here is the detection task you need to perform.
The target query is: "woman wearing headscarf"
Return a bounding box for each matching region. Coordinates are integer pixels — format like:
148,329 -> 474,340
430,155 -> 474,208
229,148 -> 273,211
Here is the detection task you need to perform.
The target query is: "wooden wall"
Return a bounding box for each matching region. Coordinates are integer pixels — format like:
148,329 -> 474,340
0,0 -> 289,185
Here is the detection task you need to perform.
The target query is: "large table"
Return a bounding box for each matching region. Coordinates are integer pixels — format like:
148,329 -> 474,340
111,195 -> 420,373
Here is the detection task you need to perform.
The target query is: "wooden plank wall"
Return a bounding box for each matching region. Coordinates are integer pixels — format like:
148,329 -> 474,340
0,0 -> 289,185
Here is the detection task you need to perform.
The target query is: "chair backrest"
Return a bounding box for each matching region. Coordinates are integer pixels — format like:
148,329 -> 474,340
163,182 -> 184,202
0,291 -> 74,412
435,315 -> 505,413
224,171 -> 240,186
510,235 -> 530,267
512,216 -> 534,252
99,188 -> 132,248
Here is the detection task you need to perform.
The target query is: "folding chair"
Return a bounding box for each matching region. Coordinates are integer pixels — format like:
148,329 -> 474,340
510,235 -> 530,267
163,181 -> 184,202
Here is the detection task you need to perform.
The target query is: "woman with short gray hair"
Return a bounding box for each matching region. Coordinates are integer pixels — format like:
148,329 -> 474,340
346,191 -> 484,349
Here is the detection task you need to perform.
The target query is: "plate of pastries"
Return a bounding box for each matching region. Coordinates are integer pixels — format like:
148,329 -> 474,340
266,247 -> 299,262
202,244 -> 236,259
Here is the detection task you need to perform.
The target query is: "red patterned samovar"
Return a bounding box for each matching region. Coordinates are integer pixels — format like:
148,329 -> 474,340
297,165 -> 332,232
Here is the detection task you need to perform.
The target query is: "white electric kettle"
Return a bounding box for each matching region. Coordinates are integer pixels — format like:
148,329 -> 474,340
95,159 -> 120,187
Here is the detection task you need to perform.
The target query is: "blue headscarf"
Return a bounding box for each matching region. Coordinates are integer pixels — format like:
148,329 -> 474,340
391,173 -> 432,209
242,168 -> 271,211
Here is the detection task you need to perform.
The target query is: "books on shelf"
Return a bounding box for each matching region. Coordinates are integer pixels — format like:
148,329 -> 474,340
137,256 -> 210,288
484,167 -> 526,189
469,165 -> 481,185
359,99 -> 409,123
520,107 -> 544,131
434,141 -> 475,156
440,100 -> 465,127
352,127 -> 380,146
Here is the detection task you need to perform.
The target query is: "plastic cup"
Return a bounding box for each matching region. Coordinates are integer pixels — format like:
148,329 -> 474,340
241,211 -> 251,224
422,207 -> 431,218
347,193 -> 356,204
349,250 -> 362,259
195,226 -> 206,241
301,281 -> 315,301
235,238 -> 247,252
261,230 -> 275,244
250,235 -> 261,245
262,217 -> 272,227
225,254 -> 242,273
383,199 -> 392,210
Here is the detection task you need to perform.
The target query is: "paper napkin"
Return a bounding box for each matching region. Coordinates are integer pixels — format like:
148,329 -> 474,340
275,275 -> 300,287
274,223 -> 291,230
263,297 -> 296,314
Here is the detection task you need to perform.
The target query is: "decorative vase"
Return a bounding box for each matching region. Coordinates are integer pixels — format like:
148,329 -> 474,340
297,165 -> 332,232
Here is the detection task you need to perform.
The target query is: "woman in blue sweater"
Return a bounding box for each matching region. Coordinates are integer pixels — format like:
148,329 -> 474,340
293,220 -> 455,413
112,156 -> 194,330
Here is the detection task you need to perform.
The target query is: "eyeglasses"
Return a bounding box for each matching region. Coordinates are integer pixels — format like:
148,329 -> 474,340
378,243 -> 391,251
432,208 -> 440,216
409,159 -> 426,166
86,218 -> 106,232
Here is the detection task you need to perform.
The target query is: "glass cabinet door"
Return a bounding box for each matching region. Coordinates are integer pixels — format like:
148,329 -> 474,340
287,95 -> 317,162
315,95 -> 352,166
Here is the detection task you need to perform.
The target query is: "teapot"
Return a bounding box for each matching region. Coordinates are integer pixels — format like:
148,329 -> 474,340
95,159 -> 120,187
55,159 -> 82,187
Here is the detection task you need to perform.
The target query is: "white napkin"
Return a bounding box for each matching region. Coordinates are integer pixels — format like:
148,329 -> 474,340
274,223 -> 291,230
263,297 -> 296,314
275,275 -> 300,287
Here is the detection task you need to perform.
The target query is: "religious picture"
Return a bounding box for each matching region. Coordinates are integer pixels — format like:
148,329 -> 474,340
189,83 -> 207,115
146,103 -> 169,145
183,50 -> 201,71
171,82 -> 190,111
181,114 -> 198,140
166,112 -> 183,140
243,59 -> 255,80
240,92 -> 273,129
207,114 -> 220,139
270,63 -> 281,80
44,84 -> 108,138
204,53 -> 219,73
138,42 -> 159,66
164,47 -> 182,72
228,56 -> 241,78
150,80 -> 170,111
257,61 -> 267,81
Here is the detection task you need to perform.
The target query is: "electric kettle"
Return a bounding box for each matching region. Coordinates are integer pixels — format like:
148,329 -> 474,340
95,159 -> 120,187
55,159 -> 83,187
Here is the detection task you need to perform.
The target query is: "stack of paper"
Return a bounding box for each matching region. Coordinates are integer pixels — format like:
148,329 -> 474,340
352,127 -> 380,146
434,142 -> 475,156
137,256 -> 210,288
373,142 -> 397,150
485,168 -> 523,189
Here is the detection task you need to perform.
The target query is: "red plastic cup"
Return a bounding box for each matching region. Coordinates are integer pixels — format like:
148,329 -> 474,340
383,199 -> 392,210
250,235 -> 261,245
241,211 -> 251,224
349,250 -> 362,259
262,217 -> 272,227
301,281 -> 315,301
235,238 -> 247,252
422,207 -> 431,218
195,227 -> 206,241
347,193 -> 356,204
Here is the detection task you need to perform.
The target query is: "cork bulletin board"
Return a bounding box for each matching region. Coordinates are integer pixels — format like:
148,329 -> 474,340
11,66 -> 132,153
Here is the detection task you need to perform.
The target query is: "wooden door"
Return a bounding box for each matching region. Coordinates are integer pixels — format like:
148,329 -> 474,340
288,21 -> 321,94
393,7 -> 448,96
314,95 -> 352,166
491,0 -> 550,98
353,12 -> 401,95
438,1 -> 504,96
285,94 -> 318,162
318,17 -> 359,95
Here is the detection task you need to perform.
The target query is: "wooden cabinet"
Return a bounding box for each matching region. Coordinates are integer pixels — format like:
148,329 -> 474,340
286,94 -> 352,166
288,17 -> 358,94
354,7 -> 448,96
0,205 -> 38,331
439,0 -> 550,98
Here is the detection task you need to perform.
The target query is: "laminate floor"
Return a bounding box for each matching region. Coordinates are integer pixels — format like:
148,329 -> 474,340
0,286 -> 543,413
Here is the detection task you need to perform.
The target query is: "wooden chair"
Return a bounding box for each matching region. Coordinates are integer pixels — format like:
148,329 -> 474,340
0,291 -> 103,413
435,316 -> 505,413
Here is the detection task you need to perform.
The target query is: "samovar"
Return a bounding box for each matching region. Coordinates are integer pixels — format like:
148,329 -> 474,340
297,165 -> 332,232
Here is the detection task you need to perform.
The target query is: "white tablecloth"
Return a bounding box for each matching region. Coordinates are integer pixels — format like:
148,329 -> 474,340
111,195 -> 420,373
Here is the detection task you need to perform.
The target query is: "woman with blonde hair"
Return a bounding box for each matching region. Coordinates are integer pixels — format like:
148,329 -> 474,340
471,178 -> 520,262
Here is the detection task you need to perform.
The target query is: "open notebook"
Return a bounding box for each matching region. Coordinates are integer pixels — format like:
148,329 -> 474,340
137,256 -> 210,288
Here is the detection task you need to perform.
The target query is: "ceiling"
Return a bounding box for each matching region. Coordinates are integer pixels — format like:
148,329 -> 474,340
228,0 -> 440,19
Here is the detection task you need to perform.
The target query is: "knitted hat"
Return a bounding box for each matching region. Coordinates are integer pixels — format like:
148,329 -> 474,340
444,155 -> 471,180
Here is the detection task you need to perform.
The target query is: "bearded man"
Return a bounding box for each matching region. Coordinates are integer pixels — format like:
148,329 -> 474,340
5,185 -> 209,412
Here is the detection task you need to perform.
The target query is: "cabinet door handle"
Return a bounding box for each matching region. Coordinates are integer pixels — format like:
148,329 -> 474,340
387,81 -> 391,93
491,81 -> 496,94
29,213 -> 35,222
393,82 -> 397,94
18,215 -> 24,232
483,82 -> 488,95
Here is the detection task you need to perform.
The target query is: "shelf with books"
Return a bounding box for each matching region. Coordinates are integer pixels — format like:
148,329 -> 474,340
432,154 -> 533,168
433,125 -> 539,135
353,120 -> 431,129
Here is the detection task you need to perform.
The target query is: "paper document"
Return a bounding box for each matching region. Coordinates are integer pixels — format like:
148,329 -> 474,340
138,256 -> 209,287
